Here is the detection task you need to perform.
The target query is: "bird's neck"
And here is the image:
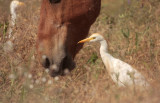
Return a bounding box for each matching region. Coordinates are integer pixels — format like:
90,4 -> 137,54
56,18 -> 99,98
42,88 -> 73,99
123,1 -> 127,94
10,7 -> 16,25
99,39 -> 113,74
100,40 -> 108,54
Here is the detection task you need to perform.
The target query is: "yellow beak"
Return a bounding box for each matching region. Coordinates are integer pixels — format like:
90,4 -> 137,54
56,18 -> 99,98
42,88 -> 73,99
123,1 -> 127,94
78,37 -> 94,44
18,2 -> 25,6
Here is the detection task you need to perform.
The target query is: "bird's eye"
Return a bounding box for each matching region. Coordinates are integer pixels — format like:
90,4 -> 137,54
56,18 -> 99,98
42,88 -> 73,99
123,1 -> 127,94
92,37 -> 96,39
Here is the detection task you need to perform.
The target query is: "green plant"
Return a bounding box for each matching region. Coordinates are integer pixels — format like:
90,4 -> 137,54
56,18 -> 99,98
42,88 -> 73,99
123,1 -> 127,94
87,52 -> 98,64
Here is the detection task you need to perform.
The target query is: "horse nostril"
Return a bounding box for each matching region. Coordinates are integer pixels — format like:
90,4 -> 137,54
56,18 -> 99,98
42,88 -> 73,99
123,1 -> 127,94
62,55 -> 75,69
42,55 -> 50,68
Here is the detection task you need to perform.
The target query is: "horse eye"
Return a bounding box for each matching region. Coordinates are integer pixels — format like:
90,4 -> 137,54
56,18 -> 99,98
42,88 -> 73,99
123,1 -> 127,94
49,0 -> 61,3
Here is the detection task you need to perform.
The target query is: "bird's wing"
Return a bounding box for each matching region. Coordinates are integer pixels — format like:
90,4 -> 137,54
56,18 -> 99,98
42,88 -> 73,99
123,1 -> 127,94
110,58 -> 148,86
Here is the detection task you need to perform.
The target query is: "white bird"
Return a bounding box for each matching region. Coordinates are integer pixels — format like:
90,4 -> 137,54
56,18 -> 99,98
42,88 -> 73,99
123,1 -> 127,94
8,0 -> 25,38
78,33 -> 149,87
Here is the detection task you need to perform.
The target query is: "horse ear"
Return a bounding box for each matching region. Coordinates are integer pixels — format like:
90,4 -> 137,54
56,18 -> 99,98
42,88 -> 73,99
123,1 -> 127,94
49,0 -> 61,3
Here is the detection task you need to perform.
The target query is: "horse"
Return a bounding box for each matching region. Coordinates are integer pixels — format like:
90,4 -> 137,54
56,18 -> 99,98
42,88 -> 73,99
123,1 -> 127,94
37,0 -> 101,77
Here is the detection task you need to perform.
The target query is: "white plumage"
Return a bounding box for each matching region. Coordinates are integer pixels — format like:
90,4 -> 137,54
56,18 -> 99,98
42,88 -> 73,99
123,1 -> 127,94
8,0 -> 24,38
78,33 -> 149,87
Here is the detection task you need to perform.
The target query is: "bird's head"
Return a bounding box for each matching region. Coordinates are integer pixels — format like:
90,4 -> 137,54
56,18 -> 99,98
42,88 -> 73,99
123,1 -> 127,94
78,33 -> 104,43
14,0 -> 25,5
11,0 -> 25,10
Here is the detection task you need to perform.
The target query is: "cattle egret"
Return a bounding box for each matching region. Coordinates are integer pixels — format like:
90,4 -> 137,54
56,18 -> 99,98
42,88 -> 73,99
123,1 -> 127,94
78,33 -> 149,87
8,0 -> 25,38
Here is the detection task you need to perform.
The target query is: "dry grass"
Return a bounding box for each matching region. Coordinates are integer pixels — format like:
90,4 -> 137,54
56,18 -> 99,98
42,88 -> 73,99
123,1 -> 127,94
0,0 -> 160,103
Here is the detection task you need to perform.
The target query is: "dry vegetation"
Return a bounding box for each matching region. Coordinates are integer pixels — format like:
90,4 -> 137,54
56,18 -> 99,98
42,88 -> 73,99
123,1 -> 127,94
0,0 -> 160,103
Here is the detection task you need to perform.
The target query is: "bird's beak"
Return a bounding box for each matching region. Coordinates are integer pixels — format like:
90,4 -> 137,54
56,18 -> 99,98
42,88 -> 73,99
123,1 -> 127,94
78,37 -> 94,44
18,2 -> 25,6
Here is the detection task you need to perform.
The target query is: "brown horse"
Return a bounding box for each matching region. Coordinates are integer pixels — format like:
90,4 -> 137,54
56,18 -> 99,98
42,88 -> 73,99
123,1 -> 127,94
37,0 -> 101,77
